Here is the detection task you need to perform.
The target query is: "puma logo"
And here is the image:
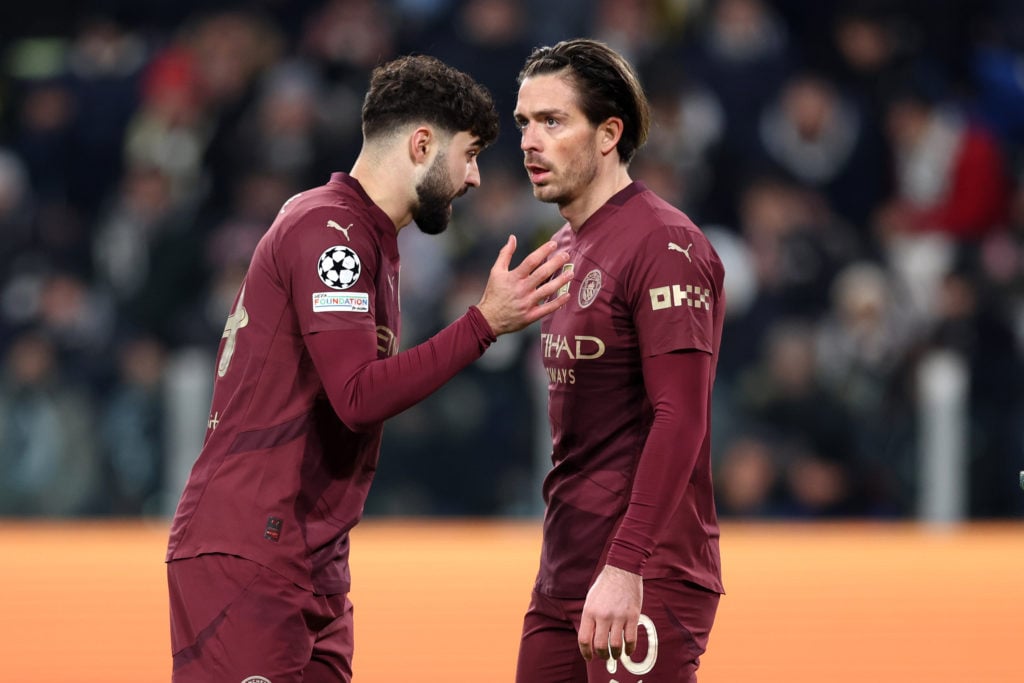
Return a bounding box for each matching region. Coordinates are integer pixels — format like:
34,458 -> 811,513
328,220 -> 352,240
668,242 -> 693,262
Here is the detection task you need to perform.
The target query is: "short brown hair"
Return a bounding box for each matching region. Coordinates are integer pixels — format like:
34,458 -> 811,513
361,55 -> 499,147
518,38 -> 650,163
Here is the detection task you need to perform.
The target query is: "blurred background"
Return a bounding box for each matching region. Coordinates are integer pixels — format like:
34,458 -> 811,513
1,0 -> 1023,524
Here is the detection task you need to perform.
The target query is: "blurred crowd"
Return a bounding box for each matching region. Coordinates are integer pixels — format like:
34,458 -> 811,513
1,0 -> 1023,519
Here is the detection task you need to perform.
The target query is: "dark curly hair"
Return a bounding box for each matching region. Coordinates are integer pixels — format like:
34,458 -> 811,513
518,39 -> 650,163
362,55 -> 499,147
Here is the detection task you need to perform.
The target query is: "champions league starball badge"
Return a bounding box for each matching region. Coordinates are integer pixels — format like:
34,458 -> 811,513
317,245 -> 361,290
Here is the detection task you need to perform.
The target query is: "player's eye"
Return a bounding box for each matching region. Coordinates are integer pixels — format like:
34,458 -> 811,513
545,117 -> 559,128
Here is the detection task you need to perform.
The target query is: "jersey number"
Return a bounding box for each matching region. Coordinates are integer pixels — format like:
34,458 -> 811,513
217,284 -> 249,377
605,614 -> 658,679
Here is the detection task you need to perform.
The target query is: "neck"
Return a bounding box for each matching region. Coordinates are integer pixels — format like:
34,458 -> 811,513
349,150 -> 414,232
562,163 -> 633,231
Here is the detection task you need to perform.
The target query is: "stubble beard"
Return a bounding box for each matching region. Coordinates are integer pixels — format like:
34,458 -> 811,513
532,144 -> 599,209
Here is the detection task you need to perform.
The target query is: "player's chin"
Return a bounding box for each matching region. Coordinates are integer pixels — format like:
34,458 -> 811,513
416,214 -> 451,235
531,184 -> 559,204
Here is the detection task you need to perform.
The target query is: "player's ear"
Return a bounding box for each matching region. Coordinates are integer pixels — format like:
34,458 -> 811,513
598,117 -> 623,156
409,126 -> 433,166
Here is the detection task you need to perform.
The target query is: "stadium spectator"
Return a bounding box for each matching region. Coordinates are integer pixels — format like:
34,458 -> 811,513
714,434 -> 780,517
92,164 -> 203,343
926,259 -> 1024,517
714,175 -> 862,386
98,335 -> 168,515
815,261 -> 919,513
732,320 -> 863,517
877,83 -> 1012,243
755,71 -> 889,228
680,0 -> 796,225
873,80 -> 1014,322
0,330 -> 100,515
0,148 -> 33,278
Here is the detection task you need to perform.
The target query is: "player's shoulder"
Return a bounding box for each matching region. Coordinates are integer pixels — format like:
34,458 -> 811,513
642,222 -> 722,278
625,190 -> 723,278
623,189 -> 710,251
271,183 -> 383,250
275,183 -> 364,229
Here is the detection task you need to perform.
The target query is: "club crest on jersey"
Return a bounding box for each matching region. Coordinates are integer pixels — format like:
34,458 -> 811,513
241,677 -> 272,683
578,269 -> 602,308
317,245 -> 361,290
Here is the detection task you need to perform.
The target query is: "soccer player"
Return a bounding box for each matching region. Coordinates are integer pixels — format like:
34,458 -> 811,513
165,55 -> 572,682
513,39 -> 726,682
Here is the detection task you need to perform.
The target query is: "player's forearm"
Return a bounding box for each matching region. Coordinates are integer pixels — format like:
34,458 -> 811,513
606,350 -> 711,575
307,306 -> 496,431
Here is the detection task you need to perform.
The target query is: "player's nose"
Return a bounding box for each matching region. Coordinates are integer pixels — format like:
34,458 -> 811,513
520,123 -> 541,152
464,158 -> 481,188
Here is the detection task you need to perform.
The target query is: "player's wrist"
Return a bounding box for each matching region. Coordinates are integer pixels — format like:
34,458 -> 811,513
466,305 -> 498,343
605,541 -> 648,576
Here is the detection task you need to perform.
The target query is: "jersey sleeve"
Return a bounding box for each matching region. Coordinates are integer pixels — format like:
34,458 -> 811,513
276,204 -> 382,335
305,307 -> 496,432
605,349 -> 712,575
626,227 -> 722,357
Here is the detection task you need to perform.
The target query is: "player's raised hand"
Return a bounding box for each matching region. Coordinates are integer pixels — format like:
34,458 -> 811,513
476,235 -> 572,335
578,564 -> 643,663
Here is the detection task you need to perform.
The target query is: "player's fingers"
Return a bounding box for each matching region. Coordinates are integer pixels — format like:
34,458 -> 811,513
578,617 -> 596,661
532,268 -> 573,301
593,627 -> 610,662
525,292 -> 570,324
525,259 -> 570,295
608,621 -> 625,661
491,234 -> 517,273
513,240 -> 559,276
624,618 -> 639,657
608,638 -> 621,661
523,249 -> 570,288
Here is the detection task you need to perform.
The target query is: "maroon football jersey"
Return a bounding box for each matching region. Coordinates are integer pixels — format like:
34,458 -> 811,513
536,182 -> 725,598
166,173 -> 400,595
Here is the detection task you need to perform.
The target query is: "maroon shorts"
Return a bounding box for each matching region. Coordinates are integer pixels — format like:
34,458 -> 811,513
516,579 -> 720,683
167,553 -> 353,683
